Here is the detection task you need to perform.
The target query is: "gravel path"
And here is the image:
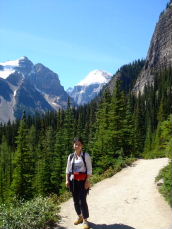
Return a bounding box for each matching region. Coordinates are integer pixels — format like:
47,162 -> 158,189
56,158 -> 172,229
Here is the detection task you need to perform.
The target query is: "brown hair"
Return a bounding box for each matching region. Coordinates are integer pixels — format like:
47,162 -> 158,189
73,137 -> 84,145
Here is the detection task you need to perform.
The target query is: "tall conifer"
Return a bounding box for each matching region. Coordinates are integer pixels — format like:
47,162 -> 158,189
10,117 -> 33,199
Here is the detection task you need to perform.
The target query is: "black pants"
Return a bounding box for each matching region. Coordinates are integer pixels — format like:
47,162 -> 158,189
70,179 -> 89,219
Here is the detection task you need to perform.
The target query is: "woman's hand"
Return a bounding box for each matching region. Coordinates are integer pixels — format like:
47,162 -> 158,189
66,174 -> 70,188
66,180 -> 70,188
84,179 -> 91,190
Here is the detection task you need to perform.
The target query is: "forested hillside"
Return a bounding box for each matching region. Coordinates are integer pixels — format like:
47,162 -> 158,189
0,62 -> 171,229
0,64 -> 171,203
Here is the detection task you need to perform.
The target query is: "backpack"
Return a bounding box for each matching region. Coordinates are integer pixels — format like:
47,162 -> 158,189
69,152 -> 87,174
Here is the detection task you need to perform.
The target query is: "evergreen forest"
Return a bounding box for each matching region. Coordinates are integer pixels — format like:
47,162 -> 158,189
0,61 -> 172,227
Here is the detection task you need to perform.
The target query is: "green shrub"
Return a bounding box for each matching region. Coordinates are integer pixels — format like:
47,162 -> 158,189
156,161 -> 172,207
90,157 -> 136,185
143,149 -> 167,159
56,191 -> 72,203
0,196 -> 60,229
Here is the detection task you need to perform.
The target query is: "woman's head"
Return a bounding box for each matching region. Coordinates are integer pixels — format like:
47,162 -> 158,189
73,137 -> 84,152
73,137 -> 84,145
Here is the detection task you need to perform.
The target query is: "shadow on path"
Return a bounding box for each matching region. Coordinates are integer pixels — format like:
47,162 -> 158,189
89,222 -> 135,229
55,222 -> 135,229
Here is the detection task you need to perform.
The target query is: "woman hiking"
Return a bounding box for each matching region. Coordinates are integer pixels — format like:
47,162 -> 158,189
66,137 -> 92,229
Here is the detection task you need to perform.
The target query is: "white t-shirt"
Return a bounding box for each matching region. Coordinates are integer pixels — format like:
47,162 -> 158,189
66,152 -> 92,175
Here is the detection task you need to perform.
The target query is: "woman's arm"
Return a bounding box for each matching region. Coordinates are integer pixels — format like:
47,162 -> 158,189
85,153 -> 92,175
66,173 -> 70,187
85,153 -> 92,189
66,155 -> 71,188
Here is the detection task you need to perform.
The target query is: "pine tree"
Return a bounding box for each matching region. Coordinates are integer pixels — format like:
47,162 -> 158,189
92,88 -> 113,173
34,130 -> 46,196
0,136 -> 13,202
124,95 -> 135,156
52,110 -> 65,194
85,101 -> 98,153
10,117 -> 34,200
143,122 -> 154,156
35,127 -> 55,195
62,98 -> 75,165
52,136 -> 64,193
109,80 -> 127,156
133,92 -> 145,157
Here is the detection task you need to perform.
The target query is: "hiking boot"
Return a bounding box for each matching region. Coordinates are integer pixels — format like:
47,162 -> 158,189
74,215 -> 83,225
82,221 -> 90,229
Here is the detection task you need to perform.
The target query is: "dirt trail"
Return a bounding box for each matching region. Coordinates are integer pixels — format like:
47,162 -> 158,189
56,158 -> 172,229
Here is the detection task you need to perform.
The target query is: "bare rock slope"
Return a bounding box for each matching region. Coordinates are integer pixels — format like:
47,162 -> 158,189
57,158 -> 172,229
134,5 -> 172,94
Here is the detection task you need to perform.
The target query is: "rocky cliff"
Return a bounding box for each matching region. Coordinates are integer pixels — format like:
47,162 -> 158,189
104,60 -> 145,95
134,4 -> 172,94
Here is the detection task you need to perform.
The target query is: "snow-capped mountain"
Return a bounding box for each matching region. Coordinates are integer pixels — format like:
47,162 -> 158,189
67,70 -> 113,105
77,70 -> 112,86
0,57 -> 34,80
0,57 -> 72,123
0,58 -> 22,79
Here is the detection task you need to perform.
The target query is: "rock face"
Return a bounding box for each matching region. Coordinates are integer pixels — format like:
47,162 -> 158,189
67,70 -> 112,105
103,60 -> 145,96
134,5 -> 172,94
0,57 -> 71,123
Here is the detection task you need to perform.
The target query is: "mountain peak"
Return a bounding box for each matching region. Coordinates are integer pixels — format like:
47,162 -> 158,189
68,69 -> 113,105
0,56 -> 31,67
0,56 -> 72,123
0,56 -> 34,79
18,56 -> 28,61
77,70 -> 112,86
17,56 -> 33,66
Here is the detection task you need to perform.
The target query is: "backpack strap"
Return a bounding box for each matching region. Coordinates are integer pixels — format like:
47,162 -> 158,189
70,153 -> 75,174
69,152 -> 74,161
82,152 -> 87,174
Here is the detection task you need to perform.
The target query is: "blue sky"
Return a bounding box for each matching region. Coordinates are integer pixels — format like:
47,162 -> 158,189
0,0 -> 168,90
